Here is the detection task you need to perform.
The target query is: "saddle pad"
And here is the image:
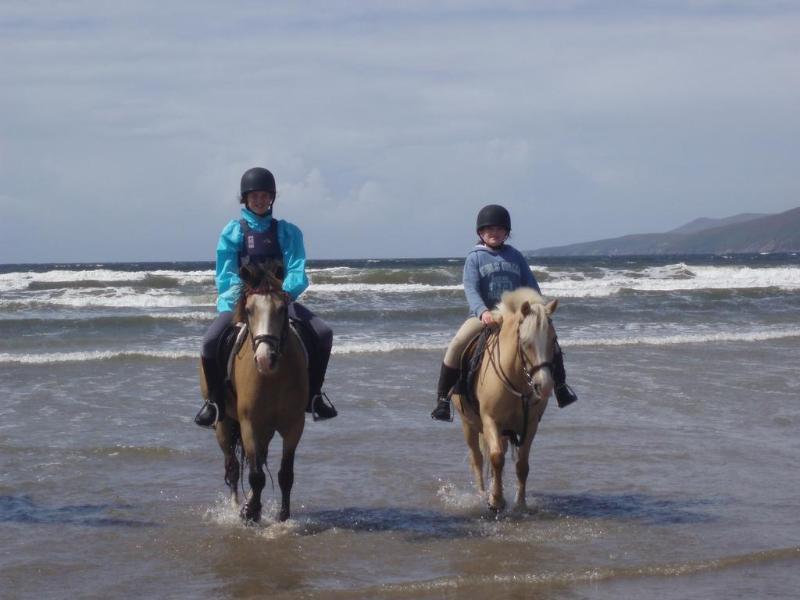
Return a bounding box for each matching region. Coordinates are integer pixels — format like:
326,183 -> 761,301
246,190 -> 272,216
455,328 -> 491,410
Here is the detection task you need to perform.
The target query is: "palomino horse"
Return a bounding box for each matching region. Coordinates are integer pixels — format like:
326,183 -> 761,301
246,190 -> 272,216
202,261 -> 308,522
452,288 -> 558,512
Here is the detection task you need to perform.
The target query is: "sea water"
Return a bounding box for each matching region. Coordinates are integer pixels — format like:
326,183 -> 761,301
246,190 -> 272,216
1,255 -> 799,598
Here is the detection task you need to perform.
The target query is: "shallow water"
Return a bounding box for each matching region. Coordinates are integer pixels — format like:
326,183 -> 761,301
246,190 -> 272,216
1,256 -> 799,598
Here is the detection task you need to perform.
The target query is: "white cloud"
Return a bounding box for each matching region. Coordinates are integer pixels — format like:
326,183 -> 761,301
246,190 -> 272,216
1,1 -> 799,261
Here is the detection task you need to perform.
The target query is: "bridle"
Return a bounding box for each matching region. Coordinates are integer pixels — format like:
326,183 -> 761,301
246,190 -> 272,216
485,314 -> 555,447
243,285 -> 289,361
487,317 -> 554,400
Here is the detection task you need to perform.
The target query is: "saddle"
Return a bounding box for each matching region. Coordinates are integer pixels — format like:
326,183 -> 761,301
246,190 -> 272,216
452,328 -> 492,411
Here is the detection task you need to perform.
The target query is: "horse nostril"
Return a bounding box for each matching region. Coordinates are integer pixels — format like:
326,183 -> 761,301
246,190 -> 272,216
534,383 -> 542,397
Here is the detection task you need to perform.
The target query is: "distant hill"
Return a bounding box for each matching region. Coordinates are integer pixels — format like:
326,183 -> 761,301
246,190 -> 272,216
529,207 -> 800,256
667,213 -> 767,234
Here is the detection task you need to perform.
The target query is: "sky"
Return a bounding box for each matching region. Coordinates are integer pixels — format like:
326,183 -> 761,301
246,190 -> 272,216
1,1 -> 799,263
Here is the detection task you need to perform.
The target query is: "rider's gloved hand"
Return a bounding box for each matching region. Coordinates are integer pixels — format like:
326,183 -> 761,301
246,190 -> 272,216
480,311 -> 497,327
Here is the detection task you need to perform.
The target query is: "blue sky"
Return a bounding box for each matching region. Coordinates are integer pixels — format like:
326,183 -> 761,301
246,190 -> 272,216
1,1 -> 799,262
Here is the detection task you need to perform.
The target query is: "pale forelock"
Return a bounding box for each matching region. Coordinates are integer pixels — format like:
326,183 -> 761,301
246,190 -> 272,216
498,287 -> 545,316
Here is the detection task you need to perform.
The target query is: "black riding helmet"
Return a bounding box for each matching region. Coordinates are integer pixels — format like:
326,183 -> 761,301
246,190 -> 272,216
476,204 -> 511,232
240,167 -> 276,199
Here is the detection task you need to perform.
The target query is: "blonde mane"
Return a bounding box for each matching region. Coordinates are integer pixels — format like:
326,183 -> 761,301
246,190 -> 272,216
492,287 -> 546,323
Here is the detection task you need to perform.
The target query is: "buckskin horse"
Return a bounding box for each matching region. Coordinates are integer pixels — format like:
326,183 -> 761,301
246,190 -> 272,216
451,288 -> 558,512
201,261 -> 308,522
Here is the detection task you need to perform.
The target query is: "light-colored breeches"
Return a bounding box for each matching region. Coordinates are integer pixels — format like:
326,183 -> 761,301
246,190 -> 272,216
443,317 -> 484,368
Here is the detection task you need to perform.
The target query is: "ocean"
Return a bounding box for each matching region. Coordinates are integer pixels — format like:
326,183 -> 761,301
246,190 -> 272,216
1,254 -> 799,599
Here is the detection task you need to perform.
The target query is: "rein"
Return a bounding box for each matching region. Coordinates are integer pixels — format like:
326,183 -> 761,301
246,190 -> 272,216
485,318 -> 553,447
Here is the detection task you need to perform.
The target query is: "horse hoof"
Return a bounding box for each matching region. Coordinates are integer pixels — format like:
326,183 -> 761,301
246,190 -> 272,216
278,510 -> 290,522
240,503 -> 261,524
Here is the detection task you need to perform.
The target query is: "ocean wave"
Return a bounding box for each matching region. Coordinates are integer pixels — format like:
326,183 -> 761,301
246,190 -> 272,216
3,326 -> 798,364
0,268 -> 213,292
310,283 -> 463,293
567,327 -> 800,347
0,288 -> 213,309
0,311 -> 216,326
547,264 -> 800,297
331,339 -> 449,354
0,350 -> 196,364
3,263 -> 800,300
365,547 -> 800,596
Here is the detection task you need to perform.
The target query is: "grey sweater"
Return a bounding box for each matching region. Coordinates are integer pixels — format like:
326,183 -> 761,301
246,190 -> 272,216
463,244 -> 541,318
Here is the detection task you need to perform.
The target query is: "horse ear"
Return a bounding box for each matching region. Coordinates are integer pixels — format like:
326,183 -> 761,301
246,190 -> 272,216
265,258 -> 283,281
545,298 -> 559,315
520,301 -> 531,316
239,263 -> 260,287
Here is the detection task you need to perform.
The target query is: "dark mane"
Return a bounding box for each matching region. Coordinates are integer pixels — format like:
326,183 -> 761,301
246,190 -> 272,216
234,260 -> 284,321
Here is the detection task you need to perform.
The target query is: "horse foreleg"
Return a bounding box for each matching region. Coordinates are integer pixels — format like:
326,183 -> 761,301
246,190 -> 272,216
243,461 -> 265,523
278,422 -> 303,522
277,448 -> 295,522
460,419 -> 484,493
483,423 -> 507,512
515,416 -> 542,510
215,419 -> 241,506
240,422 -> 270,523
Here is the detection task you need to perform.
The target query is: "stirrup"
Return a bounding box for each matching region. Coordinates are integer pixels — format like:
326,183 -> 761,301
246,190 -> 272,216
311,392 -> 337,421
194,401 -> 222,429
555,383 -> 578,408
431,398 -> 452,422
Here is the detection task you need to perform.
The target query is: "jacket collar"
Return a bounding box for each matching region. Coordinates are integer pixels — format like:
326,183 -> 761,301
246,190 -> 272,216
240,207 -> 273,230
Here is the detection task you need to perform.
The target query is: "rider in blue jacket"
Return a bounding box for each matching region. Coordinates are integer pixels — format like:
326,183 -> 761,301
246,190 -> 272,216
431,204 -> 578,421
194,167 -> 337,428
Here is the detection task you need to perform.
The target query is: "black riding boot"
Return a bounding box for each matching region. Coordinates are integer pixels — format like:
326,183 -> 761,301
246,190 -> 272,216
309,392 -> 337,421
431,364 -> 459,421
307,361 -> 337,421
552,342 -> 578,408
195,357 -> 226,428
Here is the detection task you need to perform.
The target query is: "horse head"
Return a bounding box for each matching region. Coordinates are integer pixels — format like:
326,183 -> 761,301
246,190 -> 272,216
239,260 -> 289,374
500,288 -> 559,401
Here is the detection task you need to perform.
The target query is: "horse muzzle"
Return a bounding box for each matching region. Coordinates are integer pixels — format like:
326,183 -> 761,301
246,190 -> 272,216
252,334 -> 282,374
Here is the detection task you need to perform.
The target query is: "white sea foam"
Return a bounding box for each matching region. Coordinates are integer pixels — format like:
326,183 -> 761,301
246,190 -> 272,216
306,266 -> 358,275
0,287 -> 213,309
3,263 -> 799,298
147,311 -> 216,321
546,263 -> 800,298
332,339 -> 449,354
436,481 -> 484,511
0,350 -> 195,364
3,325 -> 798,364
0,268 -> 213,292
310,283 -> 463,293
567,327 -> 800,347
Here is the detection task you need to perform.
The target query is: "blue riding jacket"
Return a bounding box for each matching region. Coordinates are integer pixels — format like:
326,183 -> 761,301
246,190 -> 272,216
215,207 -> 309,312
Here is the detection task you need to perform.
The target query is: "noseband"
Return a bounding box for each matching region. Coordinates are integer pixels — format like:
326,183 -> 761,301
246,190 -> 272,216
244,287 -> 289,360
